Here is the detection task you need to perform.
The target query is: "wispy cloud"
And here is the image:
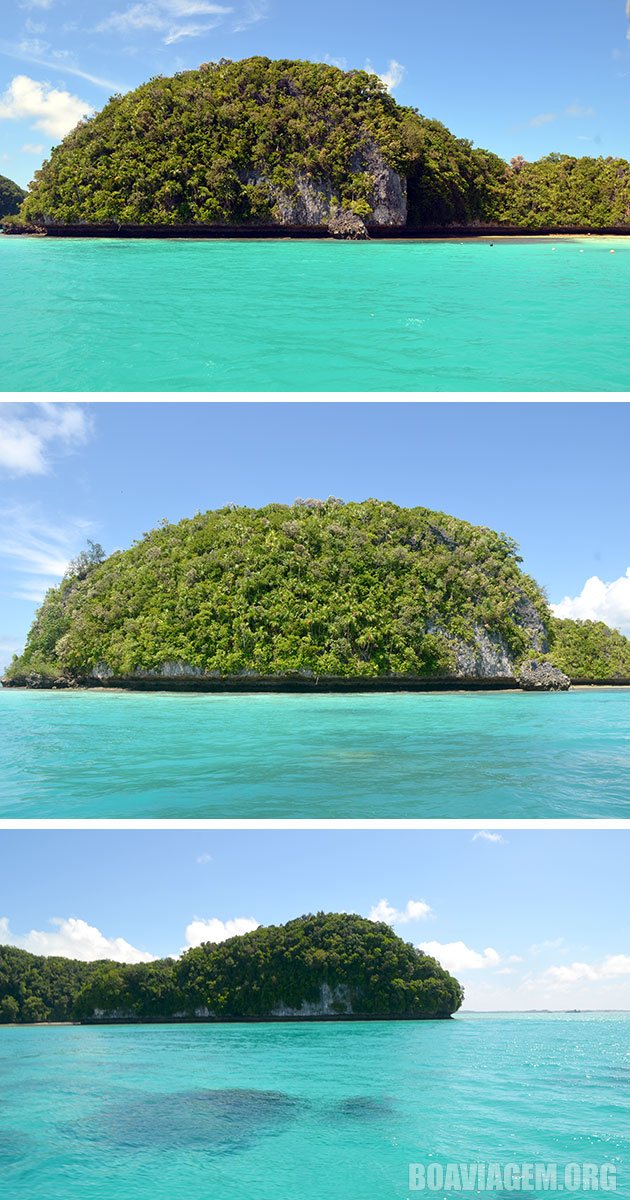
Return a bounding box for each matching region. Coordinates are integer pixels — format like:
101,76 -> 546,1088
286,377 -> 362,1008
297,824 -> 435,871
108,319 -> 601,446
528,104 -> 595,128
0,39 -> 122,91
369,898 -> 432,925
529,937 -> 565,955
0,916 -> 156,963
0,505 -> 93,604
196,853 -> 212,864
233,0 -> 269,32
564,103 -> 595,118
0,403 -> 90,477
97,0 -> 233,44
551,570 -> 630,634
184,915 -> 259,948
0,75 -> 93,139
472,831 -> 506,844
20,140 -> 44,152
529,111 -> 557,127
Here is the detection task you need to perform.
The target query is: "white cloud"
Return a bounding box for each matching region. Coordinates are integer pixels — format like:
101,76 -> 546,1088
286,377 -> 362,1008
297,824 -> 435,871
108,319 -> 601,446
545,954 -> 630,986
472,831 -> 505,843
419,940 -> 501,972
0,403 -> 90,477
0,75 -> 92,139
184,916 -> 259,948
196,853 -> 212,864
20,0 -> 55,8
0,916 -> 156,963
369,898 -> 432,925
378,60 -> 405,92
364,58 -> 405,92
21,141 -> 44,152
529,937 -> 565,955
98,0 -> 232,42
551,570 -> 630,634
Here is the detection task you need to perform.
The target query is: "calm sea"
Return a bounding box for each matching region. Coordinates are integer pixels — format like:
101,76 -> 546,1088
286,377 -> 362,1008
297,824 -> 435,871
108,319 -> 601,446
0,1014 -> 626,1199
1,688 -> 628,818
2,235 -> 630,390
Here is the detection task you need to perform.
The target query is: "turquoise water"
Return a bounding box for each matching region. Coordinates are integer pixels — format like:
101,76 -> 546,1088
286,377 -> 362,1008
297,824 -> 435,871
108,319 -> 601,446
2,235 -> 630,390
1,688 -> 629,818
0,1014 -> 626,1199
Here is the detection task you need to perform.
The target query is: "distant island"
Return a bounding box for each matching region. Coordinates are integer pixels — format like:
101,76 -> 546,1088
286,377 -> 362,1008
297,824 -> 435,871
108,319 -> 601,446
4,499 -> 630,691
0,174 -> 25,220
5,57 -> 630,238
0,913 -> 463,1024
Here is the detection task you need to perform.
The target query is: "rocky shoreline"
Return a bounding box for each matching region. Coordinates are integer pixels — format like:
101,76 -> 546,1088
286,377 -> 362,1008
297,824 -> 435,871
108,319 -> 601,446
2,663 -> 574,692
4,221 -> 630,239
79,1011 -> 453,1024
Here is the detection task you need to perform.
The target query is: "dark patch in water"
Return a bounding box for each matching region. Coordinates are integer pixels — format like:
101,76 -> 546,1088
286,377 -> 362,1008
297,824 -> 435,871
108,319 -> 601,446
334,1095 -> 395,1121
0,1130 -> 32,1166
85,1087 -> 301,1154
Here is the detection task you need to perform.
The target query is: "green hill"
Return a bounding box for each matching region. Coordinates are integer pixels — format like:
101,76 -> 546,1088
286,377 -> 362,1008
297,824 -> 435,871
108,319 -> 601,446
13,57 -> 630,231
0,174 -> 26,219
4,499 -> 552,686
18,57 -> 505,228
549,618 -> 630,679
0,913 -> 463,1023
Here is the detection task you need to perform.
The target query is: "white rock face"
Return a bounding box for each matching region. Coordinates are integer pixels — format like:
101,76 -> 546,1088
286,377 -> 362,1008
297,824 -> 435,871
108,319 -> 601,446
453,627 -> 514,679
270,983 -> 354,1017
242,137 -> 407,227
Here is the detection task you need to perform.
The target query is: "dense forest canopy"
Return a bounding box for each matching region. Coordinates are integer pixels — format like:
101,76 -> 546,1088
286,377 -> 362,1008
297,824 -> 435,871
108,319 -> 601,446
0,914 -> 463,1022
5,499 -> 551,683
0,174 -> 26,219
11,57 -> 630,229
549,618 -> 630,679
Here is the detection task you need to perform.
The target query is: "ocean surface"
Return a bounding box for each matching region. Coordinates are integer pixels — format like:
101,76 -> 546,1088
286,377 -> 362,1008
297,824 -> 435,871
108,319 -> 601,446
2,235 -> 630,390
0,1014 -> 626,1200
1,688 -> 629,818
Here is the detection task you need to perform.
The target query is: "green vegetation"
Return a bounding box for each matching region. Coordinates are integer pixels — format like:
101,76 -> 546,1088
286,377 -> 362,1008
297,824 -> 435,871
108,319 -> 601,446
0,174 -> 26,219
499,154 -> 630,228
20,58 -> 415,225
549,618 -> 630,679
0,914 -> 463,1022
5,499 -> 550,683
14,57 -> 630,229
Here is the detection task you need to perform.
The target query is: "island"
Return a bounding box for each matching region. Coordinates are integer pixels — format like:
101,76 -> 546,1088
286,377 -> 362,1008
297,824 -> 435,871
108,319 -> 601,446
4,499 -> 630,692
5,57 -> 630,238
0,913 -> 463,1024
0,174 -> 26,220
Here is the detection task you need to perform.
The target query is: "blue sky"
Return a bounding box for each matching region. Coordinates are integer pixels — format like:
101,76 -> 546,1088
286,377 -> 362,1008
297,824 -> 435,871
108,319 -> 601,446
1,0 -> 630,189
1,400 -> 630,670
0,828 -> 627,1011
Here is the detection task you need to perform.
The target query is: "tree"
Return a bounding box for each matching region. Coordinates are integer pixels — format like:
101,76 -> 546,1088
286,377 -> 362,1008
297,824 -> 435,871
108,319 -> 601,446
0,996 -> 19,1023
21,995 -> 50,1023
66,540 -> 106,581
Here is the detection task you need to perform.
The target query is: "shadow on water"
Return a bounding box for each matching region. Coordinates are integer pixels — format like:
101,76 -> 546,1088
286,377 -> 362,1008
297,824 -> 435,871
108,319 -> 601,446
332,1095 -> 396,1121
0,1130 -> 33,1166
80,1087 -> 303,1155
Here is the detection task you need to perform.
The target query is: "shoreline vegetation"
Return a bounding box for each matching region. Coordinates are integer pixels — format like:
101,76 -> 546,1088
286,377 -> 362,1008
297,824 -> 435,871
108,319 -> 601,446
4,500 -> 630,693
7,57 -> 630,238
0,914 -> 463,1025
